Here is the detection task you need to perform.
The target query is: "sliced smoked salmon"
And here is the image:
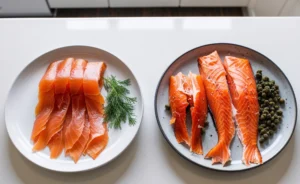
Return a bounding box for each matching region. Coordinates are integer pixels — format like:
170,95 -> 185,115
66,114 -> 90,163
54,58 -> 74,94
198,51 -> 235,165
64,59 -> 87,151
64,94 -> 86,150
223,56 -> 262,166
83,62 -> 108,159
188,72 -> 208,155
31,61 -> 59,142
169,72 -> 190,145
48,131 -> 64,159
70,59 -> 88,95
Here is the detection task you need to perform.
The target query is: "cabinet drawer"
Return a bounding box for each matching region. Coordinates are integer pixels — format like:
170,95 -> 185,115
180,0 -> 249,7
48,0 -> 108,8
109,0 -> 180,7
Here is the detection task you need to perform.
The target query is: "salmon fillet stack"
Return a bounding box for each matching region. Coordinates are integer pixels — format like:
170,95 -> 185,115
31,58 -> 108,163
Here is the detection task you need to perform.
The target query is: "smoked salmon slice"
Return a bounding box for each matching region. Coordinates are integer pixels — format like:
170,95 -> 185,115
223,56 -> 262,166
83,62 -> 108,159
169,72 -> 190,145
188,72 -> 208,155
48,131 -> 64,159
66,114 -> 90,163
64,59 -> 87,151
198,51 -> 235,165
31,61 -> 59,142
45,58 -> 73,143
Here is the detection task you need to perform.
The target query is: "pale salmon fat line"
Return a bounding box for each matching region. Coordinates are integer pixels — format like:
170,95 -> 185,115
30,58 -> 108,163
169,71 -> 208,155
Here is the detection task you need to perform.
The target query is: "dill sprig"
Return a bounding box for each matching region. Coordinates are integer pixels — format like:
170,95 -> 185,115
104,75 -> 137,129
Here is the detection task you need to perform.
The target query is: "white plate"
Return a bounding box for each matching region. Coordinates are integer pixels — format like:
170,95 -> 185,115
5,46 -> 143,172
155,43 -> 297,171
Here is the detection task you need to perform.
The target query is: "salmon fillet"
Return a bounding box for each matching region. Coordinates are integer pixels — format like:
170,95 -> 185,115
169,72 -> 190,145
83,62 -> 109,159
198,51 -> 235,165
31,61 -> 59,142
223,56 -> 262,166
64,59 -> 87,151
188,72 -> 208,155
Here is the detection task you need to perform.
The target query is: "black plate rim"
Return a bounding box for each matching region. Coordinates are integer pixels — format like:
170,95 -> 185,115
154,42 -> 298,172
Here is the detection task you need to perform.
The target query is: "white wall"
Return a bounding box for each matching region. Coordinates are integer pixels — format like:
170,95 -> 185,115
0,0 -> 51,16
280,0 -> 300,16
48,0 -> 108,8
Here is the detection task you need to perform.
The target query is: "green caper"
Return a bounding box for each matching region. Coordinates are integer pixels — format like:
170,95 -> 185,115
263,110 -> 269,115
262,93 -> 266,97
263,76 -> 269,81
204,121 -> 209,127
274,85 -> 279,89
264,107 -> 269,111
260,124 -> 266,128
274,119 -> 280,124
258,126 -> 263,131
270,111 -> 274,115
261,129 -> 267,134
257,70 -> 262,74
201,129 -> 206,135
264,100 -> 269,105
269,130 -> 274,135
270,80 -> 275,85
271,123 -> 276,128
258,87 -> 263,91
266,120 -> 271,125
278,116 -> 282,121
271,116 -> 275,121
275,105 -> 279,110
270,102 -> 275,106
260,114 -> 266,120
274,114 -> 278,119
277,110 -> 283,115
165,104 -> 170,110
263,134 -> 269,138
270,89 -> 275,94
259,137 -> 265,143
266,114 -> 271,119
270,107 -> 275,111
256,73 -> 262,79
279,98 -> 285,104
273,126 -> 277,131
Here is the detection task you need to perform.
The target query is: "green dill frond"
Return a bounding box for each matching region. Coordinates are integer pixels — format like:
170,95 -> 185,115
104,75 -> 137,129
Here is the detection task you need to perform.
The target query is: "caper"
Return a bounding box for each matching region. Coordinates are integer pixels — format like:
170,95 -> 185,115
271,116 -> 275,121
263,76 -> 269,81
274,114 -> 278,119
266,114 -> 271,119
261,129 -> 267,134
274,119 -> 280,124
269,130 -> 274,135
273,126 -> 277,131
275,85 -> 279,89
259,137 -> 265,143
262,93 -> 266,97
201,129 -> 206,135
271,123 -> 276,128
258,87 -> 263,91
263,134 -> 269,138
260,114 -> 266,120
270,111 -> 275,115
275,105 -> 279,110
256,73 -> 262,79
277,110 -> 283,115
204,121 -> 209,127
270,107 -> 275,111
270,80 -> 275,85
266,120 -> 271,125
257,70 -> 262,74
165,104 -> 170,110
263,110 -> 269,114
264,100 -> 269,105
279,98 -> 285,104
270,102 -> 275,106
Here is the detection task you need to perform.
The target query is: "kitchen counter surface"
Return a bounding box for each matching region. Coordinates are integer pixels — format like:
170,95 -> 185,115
0,17 -> 299,184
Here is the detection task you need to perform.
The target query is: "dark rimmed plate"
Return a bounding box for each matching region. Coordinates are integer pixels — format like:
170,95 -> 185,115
154,43 -> 297,171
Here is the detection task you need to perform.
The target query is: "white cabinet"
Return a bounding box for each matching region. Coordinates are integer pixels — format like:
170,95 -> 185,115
251,0 -> 287,16
109,0 -> 180,7
48,0 -> 108,8
180,0 -> 249,7
0,0 -> 51,16
280,0 -> 300,16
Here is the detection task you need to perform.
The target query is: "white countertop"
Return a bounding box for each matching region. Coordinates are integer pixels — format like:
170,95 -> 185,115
0,17 -> 299,184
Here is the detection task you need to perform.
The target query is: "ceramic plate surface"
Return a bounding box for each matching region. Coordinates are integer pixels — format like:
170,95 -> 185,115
155,43 -> 297,171
5,46 -> 143,172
